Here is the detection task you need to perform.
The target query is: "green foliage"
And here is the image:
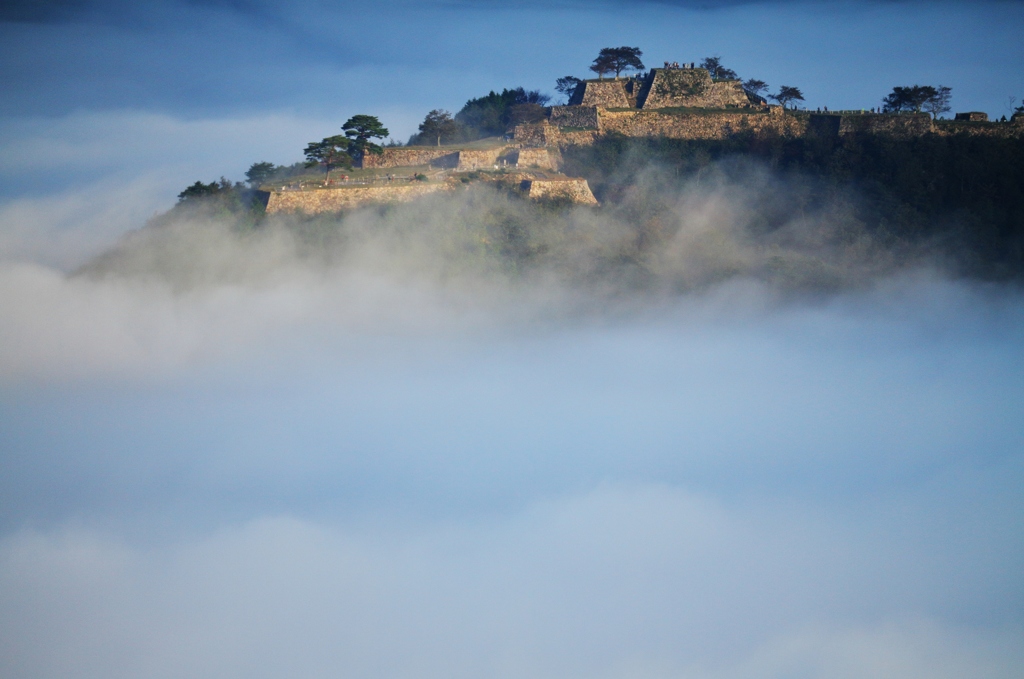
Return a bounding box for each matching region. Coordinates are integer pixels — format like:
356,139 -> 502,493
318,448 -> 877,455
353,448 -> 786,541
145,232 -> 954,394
455,88 -> 551,139
923,86 -> 952,119
882,85 -> 951,116
591,46 -> 644,79
555,76 -> 582,102
170,177 -> 267,228
245,162 -> 278,187
700,56 -> 737,81
418,109 -> 459,146
742,79 -> 769,102
771,86 -> 804,109
178,178 -> 232,202
507,103 -> 546,126
342,114 -> 390,157
561,133 -> 1024,278
303,135 -> 353,181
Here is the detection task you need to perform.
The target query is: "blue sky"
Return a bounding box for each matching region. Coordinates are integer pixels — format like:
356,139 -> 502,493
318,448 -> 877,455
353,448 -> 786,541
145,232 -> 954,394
0,0 -> 1021,261
3,1 -> 1023,123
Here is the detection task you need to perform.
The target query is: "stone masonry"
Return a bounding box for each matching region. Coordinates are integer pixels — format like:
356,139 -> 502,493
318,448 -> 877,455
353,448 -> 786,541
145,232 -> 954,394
515,148 -> 557,169
836,113 -> 933,136
568,80 -> 631,108
955,112 -> 989,122
520,178 -> 598,205
360,148 -> 458,169
638,68 -> 754,109
266,183 -> 450,213
598,108 -> 804,139
361,146 -> 524,170
456,148 -> 509,170
516,106 -> 1024,148
549,106 -> 600,130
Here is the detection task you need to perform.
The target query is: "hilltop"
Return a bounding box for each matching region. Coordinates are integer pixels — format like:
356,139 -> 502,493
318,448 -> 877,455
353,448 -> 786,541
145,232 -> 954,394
161,51 -> 1024,280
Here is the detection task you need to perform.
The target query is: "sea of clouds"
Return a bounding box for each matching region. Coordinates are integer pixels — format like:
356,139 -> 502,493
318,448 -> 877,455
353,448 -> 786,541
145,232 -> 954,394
2,0 -> 1023,673
1,162 -> 1022,678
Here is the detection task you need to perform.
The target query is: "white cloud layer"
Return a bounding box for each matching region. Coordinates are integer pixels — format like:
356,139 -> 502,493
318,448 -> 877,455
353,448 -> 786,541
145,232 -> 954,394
1,485 -> 1022,679
0,88 -> 1022,677
0,181 -> 1022,675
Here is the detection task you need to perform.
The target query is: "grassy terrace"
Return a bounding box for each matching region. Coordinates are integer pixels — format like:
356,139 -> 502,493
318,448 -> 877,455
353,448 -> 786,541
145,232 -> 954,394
259,165 -> 440,191
257,137 -> 511,191
398,136 -> 507,151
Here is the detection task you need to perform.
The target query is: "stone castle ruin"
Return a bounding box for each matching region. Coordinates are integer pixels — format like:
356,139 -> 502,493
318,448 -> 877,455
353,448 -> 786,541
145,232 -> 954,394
514,63 -> 1024,151
569,66 -> 759,110
266,62 -> 1023,214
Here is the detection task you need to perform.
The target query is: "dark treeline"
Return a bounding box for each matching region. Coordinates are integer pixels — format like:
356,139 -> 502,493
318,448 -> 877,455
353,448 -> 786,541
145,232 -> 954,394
563,132 -> 1024,278
406,87 -> 551,145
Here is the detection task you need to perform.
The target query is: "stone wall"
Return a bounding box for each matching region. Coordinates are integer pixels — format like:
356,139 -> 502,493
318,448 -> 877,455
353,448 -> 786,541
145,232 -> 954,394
514,123 -> 601,148
807,113 -> 934,138
955,112 -> 989,122
556,129 -> 602,146
266,183 -> 450,213
568,80 -> 630,108
456,148 -> 507,170
638,68 -> 753,109
359,146 -> 522,170
934,120 -> 1024,138
598,109 -> 806,140
837,114 -> 933,136
549,106 -> 600,130
520,178 -> 598,205
360,148 -> 459,169
513,123 -> 554,147
515,148 -> 557,170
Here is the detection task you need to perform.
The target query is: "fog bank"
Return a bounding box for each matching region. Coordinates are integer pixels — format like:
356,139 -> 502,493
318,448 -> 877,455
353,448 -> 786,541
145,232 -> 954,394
0,172 -> 1022,678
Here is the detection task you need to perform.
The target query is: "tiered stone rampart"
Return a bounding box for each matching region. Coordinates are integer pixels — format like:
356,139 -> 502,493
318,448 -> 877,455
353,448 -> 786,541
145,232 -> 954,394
360,148 -> 458,169
361,146 -> 528,170
516,148 -> 557,169
599,109 -> 805,139
549,106 -> 600,130
638,68 -> 754,109
513,122 -> 600,148
838,114 -> 933,136
266,183 -> 449,213
520,178 -> 598,205
456,148 -> 507,170
568,80 -> 630,108
516,107 -> 1024,148
934,118 -> 1024,137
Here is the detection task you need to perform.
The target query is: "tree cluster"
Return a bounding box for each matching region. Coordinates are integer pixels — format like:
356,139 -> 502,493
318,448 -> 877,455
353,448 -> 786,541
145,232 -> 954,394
770,86 -> 805,109
418,110 -> 459,146
177,178 -> 236,202
555,76 -> 583,103
589,47 -> 645,80
700,57 -> 800,109
700,56 -> 737,81
451,87 -> 551,140
169,175 -> 266,227
882,85 -> 952,118
302,115 -> 390,182
562,133 -> 1024,278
